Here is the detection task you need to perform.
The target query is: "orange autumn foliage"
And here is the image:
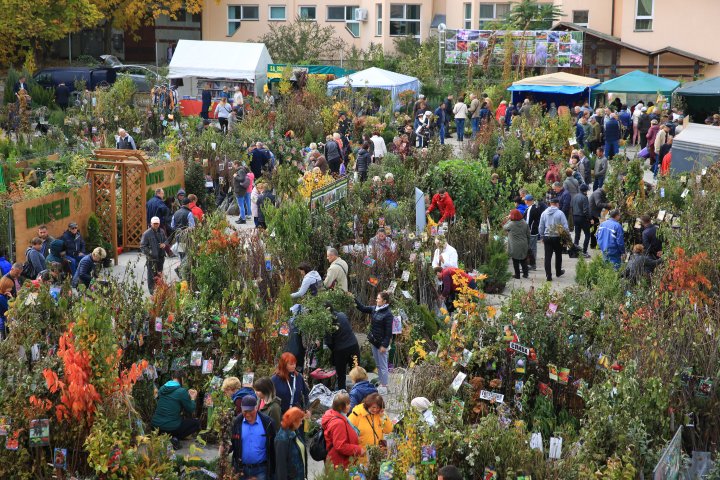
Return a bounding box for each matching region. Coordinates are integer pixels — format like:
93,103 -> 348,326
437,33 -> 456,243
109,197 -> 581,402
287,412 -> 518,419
658,247 -> 712,306
37,324 -> 149,425
203,228 -> 241,254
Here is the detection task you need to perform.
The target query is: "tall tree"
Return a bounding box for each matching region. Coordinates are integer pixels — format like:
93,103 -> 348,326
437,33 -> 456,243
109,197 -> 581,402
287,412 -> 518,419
0,0 -> 103,64
258,17 -> 346,64
506,0 -> 563,30
90,0 -> 203,53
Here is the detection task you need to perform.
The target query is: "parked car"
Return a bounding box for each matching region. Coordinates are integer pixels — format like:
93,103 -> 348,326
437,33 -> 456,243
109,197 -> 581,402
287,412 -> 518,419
33,67 -> 117,92
101,55 -> 159,92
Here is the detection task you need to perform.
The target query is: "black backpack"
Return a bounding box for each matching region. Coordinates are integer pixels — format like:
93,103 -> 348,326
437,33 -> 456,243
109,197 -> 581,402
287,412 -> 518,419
308,425 -> 328,461
21,248 -> 37,279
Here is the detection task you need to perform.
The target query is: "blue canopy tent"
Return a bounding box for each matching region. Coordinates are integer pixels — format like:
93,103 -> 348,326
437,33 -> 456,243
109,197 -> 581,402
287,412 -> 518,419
592,70 -> 679,107
327,67 -> 420,109
508,72 -> 600,108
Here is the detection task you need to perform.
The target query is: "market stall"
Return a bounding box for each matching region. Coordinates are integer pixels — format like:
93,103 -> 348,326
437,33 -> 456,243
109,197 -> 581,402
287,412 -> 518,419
670,123 -> 720,172
675,76 -> 720,123
327,67 -> 420,109
592,70 -> 679,108
507,71 -> 600,107
267,64 -> 353,84
168,39 -> 273,117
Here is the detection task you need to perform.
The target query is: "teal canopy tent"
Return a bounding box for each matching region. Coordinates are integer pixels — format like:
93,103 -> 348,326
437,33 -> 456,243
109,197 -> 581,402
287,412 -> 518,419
593,70 -> 679,102
675,77 -> 720,122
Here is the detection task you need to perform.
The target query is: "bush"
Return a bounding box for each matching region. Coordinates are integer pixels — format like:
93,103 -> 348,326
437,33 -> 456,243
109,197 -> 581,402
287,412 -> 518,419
479,233 -> 511,293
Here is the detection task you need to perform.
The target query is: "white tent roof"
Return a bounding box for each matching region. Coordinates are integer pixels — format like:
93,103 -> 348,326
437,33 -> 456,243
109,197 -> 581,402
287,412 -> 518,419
512,71 -> 600,88
327,67 -> 419,90
675,123 -> 720,149
168,40 -> 273,81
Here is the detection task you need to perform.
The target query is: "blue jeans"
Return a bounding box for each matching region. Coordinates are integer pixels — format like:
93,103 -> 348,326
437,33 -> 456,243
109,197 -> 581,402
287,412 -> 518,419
593,175 -> 605,190
242,464 -> 267,480
603,252 -> 622,270
455,118 -> 465,141
471,117 -> 480,137
604,140 -> 619,159
438,124 -> 445,144
371,344 -> 389,385
236,193 -> 250,220
67,256 -> 78,275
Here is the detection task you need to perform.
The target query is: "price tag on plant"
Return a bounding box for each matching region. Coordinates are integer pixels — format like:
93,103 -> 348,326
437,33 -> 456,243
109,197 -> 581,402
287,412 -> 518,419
155,317 -> 163,332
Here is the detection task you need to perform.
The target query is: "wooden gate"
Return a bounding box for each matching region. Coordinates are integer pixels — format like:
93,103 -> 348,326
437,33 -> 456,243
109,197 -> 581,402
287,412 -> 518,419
88,149 -> 150,260
87,168 -> 118,265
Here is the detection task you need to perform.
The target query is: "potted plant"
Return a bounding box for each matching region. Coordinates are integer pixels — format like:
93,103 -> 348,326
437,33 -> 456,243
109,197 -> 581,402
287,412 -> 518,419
479,234 -> 511,294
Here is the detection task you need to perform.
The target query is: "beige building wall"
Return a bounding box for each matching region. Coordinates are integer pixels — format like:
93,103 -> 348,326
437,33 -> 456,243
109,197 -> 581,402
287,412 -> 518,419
202,0 -> 438,56
554,0 -> 613,33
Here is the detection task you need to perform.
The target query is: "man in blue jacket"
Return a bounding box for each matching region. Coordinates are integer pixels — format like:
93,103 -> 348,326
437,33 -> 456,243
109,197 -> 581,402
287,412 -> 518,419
604,113 -> 622,159
60,222 -> 86,274
71,247 -> 106,289
596,210 -> 625,269
146,188 -> 170,229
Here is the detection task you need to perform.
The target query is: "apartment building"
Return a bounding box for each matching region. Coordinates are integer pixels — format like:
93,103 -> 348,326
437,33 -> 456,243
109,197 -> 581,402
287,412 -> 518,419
202,0 -> 717,78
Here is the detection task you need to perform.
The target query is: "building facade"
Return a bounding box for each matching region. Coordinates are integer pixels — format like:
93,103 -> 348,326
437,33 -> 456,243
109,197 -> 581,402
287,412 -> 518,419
201,0 -> 717,78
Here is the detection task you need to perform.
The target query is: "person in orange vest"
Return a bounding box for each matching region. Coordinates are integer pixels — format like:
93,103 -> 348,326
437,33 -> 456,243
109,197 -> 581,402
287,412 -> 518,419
426,189 -> 456,223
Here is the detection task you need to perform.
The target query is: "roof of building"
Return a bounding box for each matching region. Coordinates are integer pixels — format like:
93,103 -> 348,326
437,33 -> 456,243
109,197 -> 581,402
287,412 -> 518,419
553,22 -> 716,65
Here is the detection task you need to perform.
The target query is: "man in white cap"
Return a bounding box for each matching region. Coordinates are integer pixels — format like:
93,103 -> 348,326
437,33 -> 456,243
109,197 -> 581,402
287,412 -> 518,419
140,216 -> 168,293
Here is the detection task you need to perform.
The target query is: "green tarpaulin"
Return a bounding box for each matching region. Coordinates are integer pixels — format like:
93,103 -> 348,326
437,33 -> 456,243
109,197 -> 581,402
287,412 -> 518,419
267,64 -> 353,83
593,70 -> 679,96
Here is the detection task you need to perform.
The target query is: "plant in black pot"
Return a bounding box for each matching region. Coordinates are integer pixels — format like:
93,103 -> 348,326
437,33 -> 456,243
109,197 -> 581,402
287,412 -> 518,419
479,234 -> 511,294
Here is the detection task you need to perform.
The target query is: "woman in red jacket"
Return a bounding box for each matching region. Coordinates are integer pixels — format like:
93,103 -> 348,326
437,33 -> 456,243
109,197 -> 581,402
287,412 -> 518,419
426,189 -> 456,223
321,393 -> 364,468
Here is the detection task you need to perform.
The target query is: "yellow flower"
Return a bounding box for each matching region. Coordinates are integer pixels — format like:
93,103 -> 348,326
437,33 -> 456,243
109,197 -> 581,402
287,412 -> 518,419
476,273 -> 488,281
486,306 -> 497,317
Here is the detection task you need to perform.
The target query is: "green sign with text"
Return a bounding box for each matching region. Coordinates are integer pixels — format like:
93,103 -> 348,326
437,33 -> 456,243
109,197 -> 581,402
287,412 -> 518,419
26,198 -> 70,228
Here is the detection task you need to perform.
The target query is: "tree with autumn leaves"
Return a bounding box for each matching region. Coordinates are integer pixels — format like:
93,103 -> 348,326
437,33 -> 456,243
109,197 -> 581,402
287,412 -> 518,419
0,0 -> 203,64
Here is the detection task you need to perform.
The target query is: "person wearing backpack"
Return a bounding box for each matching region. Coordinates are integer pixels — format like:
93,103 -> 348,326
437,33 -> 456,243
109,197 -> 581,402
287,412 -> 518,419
320,393 -> 364,467
23,238 -> 47,282
290,262 -> 323,299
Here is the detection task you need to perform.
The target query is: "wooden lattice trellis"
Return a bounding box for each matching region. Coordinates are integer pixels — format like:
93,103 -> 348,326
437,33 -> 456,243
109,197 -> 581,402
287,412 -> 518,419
87,168 -> 118,265
88,149 -> 150,255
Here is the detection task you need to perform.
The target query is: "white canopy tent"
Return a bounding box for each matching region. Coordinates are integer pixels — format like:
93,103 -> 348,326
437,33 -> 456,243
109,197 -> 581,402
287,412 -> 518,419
327,67 -> 420,107
168,40 -> 273,98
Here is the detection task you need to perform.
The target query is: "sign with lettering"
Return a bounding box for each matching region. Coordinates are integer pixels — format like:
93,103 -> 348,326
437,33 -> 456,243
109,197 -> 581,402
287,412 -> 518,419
509,342 -> 530,356
145,161 -> 185,201
479,390 -> 504,403
12,186 -> 91,262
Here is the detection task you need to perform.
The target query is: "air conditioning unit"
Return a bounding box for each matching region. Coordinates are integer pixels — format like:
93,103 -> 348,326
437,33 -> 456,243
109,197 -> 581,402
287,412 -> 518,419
354,8 -> 368,22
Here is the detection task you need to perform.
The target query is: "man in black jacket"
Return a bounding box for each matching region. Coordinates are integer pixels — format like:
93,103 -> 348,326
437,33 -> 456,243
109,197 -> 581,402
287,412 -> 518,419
589,186 -> 613,249
55,82 -> 70,110
233,165 -> 251,224
250,142 -> 271,180
524,194 -> 546,270
140,217 -> 167,293
324,307 -> 360,391
228,396 -> 276,478
640,215 -> 662,258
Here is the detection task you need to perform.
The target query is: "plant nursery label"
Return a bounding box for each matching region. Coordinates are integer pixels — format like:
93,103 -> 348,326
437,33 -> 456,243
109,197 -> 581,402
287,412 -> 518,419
5,431 -> 19,450
387,281 -> 397,294
509,342 -> 530,355
401,270 -> 410,282
378,461 -> 394,480
451,372 -> 466,391
530,432 -> 543,452
54,448 -> 67,469
223,359 -> 237,373
558,368 -> 570,385
549,437 -> 563,459
362,256 -> 376,267
392,316 -> 403,335
483,467 -> 498,480
29,419 -> 50,447
190,351 -> 202,367
155,317 -> 163,332
242,372 -> 255,386
0,417 -> 10,436
201,359 -> 214,374
479,390 -> 504,403
548,364 -> 558,381
401,290 -> 412,299
421,445 -> 437,465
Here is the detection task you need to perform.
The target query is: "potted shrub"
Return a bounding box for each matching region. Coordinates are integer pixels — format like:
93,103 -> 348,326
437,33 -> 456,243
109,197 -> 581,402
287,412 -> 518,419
479,234 -> 511,294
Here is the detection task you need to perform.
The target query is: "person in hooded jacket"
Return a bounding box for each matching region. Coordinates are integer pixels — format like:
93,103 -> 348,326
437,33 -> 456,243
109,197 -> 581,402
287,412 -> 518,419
324,305 -> 360,391
355,142 -> 371,182
151,371 -> 199,449
46,239 -> 73,277
348,366 -> 378,409
321,393 -> 364,468
291,262 -> 323,300
222,376 -> 258,416
538,197 -> 569,282
355,291 -> 393,390
348,393 -> 393,459
596,209 -> 625,269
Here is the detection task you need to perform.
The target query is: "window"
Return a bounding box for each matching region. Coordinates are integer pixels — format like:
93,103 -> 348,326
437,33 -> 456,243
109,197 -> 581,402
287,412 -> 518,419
299,6 -> 316,20
389,4 -> 420,37
572,10 -> 589,27
376,4 -> 382,36
635,0 -> 653,30
228,5 -> 259,35
463,3 -> 472,29
479,3 -> 510,29
327,6 -> 358,21
346,21 -> 360,37
269,5 -> 286,20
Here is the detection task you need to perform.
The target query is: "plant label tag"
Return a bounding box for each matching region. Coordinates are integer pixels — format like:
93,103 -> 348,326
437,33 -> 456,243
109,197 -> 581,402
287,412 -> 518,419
657,210 -> 666,221
546,303 -> 558,317
211,142 -> 217,150
681,189 -> 689,199
401,290 -> 412,299
696,174 -> 702,184
155,317 -> 163,332
223,358 -> 237,373
401,270 -> 410,282
201,359 -> 214,374
530,432 -> 543,452
392,316 -> 403,334
568,137 -> 577,146
660,188 -> 665,198
479,390 -> 504,403
387,281 -> 398,294
702,168 -> 707,175
549,437 -> 563,459
451,372 -> 466,391
509,342 -> 530,356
